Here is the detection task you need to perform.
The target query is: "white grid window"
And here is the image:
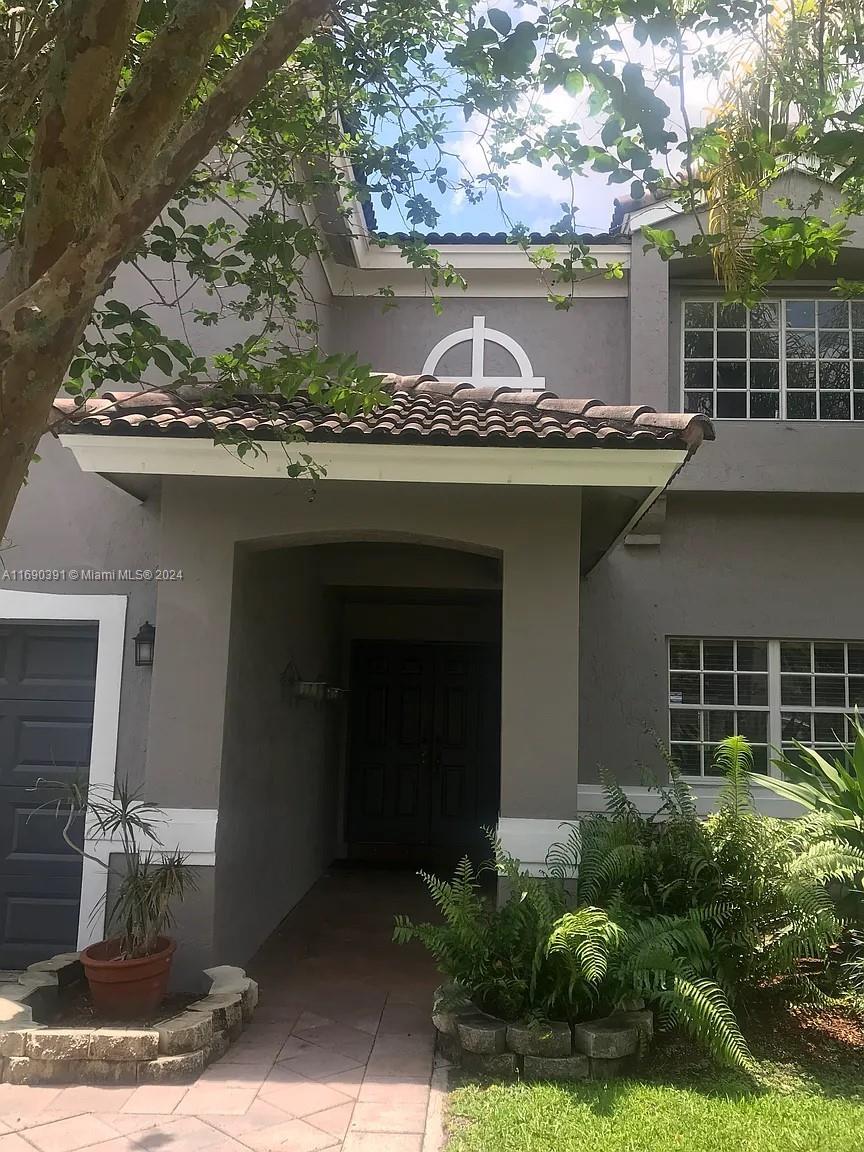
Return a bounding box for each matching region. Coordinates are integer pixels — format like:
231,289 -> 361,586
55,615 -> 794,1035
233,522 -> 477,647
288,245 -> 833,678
779,641 -> 864,750
669,639 -> 770,776
682,299 -> 864,420
669,638 -> 864,777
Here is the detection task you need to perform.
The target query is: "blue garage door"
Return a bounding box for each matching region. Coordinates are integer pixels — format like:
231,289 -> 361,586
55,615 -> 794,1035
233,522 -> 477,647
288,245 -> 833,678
0,623 -> 95,967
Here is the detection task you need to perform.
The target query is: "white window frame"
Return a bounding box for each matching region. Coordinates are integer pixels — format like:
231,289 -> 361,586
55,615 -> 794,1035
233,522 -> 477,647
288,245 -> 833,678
669,637 -> 863,781
680,297 -> 864,422
668,638 -> 774,779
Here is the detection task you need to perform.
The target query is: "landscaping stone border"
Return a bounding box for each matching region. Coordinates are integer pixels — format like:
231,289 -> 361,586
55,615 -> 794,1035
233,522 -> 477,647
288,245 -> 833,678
0,958 -> 258,1085
432,985 -> 653,1082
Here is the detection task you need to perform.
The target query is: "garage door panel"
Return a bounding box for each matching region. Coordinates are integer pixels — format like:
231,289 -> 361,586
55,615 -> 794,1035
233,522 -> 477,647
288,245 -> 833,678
0,702 -> 94,788
0,622 -> 96,966
0,787 -> 83,876
0,876 -> 81,967
0,625 -> 97,701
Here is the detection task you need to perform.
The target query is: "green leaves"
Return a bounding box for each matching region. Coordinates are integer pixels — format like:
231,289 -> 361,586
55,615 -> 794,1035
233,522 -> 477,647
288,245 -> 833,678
486,8 -> 511,37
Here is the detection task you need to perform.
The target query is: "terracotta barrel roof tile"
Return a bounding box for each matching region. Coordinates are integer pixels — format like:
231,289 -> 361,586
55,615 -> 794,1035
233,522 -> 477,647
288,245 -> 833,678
51,377 -> 714,454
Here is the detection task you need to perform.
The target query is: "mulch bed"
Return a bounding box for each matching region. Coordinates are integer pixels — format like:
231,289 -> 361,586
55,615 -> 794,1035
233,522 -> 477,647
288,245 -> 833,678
643,993 -> 864,1092
745,998 -> 864,1063
50,982 -> 197,1029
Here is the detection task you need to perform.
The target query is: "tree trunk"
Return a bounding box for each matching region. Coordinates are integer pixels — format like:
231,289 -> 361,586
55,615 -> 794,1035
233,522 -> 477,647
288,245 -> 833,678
0,306 -> 91,541
0,0 -> 335,541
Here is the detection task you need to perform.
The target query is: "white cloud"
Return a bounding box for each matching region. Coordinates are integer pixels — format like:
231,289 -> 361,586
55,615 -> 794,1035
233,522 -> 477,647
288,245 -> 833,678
444,20 -> 730,232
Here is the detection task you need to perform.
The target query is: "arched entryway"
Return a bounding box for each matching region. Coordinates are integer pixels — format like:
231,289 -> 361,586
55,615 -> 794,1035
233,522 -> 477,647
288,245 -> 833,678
214,536 -> 502,965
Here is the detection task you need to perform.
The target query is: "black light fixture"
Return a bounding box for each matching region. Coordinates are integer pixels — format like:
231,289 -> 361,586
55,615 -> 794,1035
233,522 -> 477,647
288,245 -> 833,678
133,621 -> 156,667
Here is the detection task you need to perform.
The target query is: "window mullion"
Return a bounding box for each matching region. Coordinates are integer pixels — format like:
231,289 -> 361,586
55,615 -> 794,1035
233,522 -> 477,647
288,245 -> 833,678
767,639 -> 782,775
779,301 -> 787,419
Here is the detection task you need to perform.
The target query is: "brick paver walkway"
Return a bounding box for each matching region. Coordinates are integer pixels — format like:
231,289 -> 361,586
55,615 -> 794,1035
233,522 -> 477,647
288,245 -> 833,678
0,869 -> 442,1152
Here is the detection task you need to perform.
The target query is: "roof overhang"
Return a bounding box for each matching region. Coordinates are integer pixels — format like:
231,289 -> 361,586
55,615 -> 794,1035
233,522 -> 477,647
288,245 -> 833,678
59,434 -> 687,488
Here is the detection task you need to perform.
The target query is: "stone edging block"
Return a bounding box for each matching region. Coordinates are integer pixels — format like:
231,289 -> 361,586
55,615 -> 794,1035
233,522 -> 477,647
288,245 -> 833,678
572,1016 -> 639,1059
506,1021 -> 572,1057
432,985 -> 653,1084
0,953 -> 258,1085
456,1015 -> 507,1055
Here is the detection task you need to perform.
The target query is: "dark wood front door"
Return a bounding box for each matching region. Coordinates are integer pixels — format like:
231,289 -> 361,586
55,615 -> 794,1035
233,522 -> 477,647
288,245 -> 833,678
347,642 -> 500,866
0,623 -> 93,966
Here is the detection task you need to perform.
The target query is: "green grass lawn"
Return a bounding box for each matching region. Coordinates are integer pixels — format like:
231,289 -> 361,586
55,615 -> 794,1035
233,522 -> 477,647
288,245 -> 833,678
446,1006 -> 864,1152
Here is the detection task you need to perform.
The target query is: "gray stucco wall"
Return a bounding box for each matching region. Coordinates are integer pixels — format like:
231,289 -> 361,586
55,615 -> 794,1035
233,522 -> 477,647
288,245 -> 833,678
214,546 -> 339,966
626,168 -> 864,497
2,436 -> 158,789
109,196 -> 335,361
579,491 -> 864,785
145,477 -> 581,831
331,296 -> 629,402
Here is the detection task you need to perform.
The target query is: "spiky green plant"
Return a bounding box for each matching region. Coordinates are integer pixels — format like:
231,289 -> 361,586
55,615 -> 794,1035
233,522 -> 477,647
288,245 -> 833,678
36,777 -> 196,959
759,712 -> 864,849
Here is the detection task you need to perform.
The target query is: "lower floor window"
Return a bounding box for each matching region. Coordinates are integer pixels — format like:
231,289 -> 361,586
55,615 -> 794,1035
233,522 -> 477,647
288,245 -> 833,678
669,637 -> 864,777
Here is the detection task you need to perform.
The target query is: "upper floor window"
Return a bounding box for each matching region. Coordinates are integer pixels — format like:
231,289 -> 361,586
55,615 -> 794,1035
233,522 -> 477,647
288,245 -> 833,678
669,637 -> 864,778
682,299 -> 864,420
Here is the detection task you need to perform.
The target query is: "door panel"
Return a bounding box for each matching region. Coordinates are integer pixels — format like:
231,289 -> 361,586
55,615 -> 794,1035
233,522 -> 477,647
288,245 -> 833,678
348,644 -> 432,847
347,641 -> 500,865
0,623 -> 94,966
429,645 -> 499,859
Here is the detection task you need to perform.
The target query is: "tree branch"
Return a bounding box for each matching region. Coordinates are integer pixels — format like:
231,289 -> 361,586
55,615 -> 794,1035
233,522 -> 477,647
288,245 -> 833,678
0,2 -> 61,150
8,0 -> 143,295
103,0 -> 244,195
0,0 -> 336,357
148,0 -> 335,208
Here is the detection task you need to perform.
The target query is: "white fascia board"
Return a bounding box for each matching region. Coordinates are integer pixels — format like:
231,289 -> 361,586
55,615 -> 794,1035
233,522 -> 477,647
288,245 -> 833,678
360,243 -> 631,272
60,434 -> 687,489
322,259 -> 629,298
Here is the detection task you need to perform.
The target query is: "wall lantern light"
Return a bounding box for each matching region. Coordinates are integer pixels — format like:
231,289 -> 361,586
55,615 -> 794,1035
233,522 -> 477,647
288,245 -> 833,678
134,621 -> 156,667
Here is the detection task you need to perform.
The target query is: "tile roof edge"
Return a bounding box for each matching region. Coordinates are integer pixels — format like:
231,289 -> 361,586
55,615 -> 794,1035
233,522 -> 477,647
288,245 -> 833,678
49,383 -> 714,449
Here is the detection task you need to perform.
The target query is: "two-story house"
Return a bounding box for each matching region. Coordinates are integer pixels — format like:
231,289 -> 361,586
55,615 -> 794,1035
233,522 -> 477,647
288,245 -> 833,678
1,168 -> 858,984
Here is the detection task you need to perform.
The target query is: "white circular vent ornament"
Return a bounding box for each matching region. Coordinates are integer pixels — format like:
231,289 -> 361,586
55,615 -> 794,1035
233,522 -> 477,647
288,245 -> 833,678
421,315 -> 544,390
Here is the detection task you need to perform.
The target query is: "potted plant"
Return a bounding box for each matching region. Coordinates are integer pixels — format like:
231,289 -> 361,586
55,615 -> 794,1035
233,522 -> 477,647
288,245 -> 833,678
39,778 -> 196,1018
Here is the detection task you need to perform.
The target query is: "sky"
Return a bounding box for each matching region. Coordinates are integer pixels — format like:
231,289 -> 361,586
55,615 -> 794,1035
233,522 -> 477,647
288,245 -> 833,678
371,4 -> 730,237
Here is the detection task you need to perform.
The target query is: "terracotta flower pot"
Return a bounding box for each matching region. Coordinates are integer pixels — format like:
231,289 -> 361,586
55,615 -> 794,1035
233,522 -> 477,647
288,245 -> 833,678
80,936 -> 176,1019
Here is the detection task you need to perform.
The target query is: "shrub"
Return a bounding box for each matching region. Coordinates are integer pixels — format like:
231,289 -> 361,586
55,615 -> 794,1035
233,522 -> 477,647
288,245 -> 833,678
395,841 -> 753,1070
39,777 -> 196,959
396,736 -> 864,1070
549,737 -> 864,1003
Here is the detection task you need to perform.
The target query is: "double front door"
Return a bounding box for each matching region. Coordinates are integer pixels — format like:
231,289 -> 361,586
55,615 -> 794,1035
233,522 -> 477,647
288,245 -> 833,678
347,642 -> 500,866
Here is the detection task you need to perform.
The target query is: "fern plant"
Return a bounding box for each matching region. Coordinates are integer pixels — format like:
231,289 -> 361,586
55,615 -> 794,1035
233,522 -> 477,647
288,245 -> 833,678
395,838 -> 754,1069
548,737 -> 864,1004
397,736 -> 864,1071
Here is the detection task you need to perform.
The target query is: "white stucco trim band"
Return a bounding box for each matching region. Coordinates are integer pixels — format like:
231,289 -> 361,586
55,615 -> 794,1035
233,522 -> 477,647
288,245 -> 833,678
499,784 -> 805,872
60,435 -> 688,489
321,261 -> 630,298
78,808 -> 218,950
